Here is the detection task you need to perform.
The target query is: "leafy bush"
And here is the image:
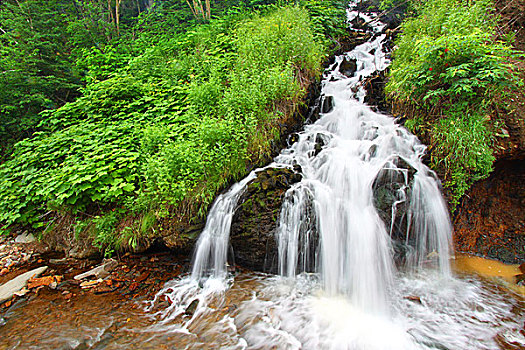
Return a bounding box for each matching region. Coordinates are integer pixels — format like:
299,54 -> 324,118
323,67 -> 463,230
0,4 -> 329,256
430,114 -> 495,208
387,0 -> 521,208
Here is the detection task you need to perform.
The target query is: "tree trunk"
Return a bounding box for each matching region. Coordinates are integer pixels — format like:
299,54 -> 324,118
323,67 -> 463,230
115,0 -> 121,36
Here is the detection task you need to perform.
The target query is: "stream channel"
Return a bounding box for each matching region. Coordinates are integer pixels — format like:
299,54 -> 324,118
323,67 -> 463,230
1,5 -> 524,350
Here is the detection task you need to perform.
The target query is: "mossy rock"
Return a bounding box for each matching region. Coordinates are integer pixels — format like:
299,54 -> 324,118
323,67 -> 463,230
230,167 -> 302,272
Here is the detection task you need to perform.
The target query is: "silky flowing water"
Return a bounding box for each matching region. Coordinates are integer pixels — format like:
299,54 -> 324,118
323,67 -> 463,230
1,6 -> 524,350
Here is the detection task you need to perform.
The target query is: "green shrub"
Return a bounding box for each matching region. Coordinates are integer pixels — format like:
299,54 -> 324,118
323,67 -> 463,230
0,4 -> 328,257
430,113 -> 495,208
387,0 -> 521,208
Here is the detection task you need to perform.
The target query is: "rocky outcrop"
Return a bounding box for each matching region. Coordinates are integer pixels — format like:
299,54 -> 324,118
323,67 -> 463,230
364,69 -> 390,114
161,222 -> 204,254
227,154 -> 420,272
229,167 -> 302,272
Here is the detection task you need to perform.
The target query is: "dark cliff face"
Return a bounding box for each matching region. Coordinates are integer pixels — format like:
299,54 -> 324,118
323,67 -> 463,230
454,160 -> 525,264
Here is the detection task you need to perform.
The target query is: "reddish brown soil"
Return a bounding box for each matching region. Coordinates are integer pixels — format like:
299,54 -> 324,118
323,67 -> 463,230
454,160 -> 525,263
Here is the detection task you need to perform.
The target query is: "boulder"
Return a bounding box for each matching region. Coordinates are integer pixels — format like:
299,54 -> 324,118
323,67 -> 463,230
339,57 -> 358,78
230,167 -> 302,272
372,156 -> 417,261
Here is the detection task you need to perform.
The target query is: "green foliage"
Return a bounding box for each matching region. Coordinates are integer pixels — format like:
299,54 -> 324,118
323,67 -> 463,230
387,0 -> 521,208
0,0 -> 152,158
91,211 -> 122,258
0,0 -> 82,157
430,113 -> 495,208
0,3 -> 331,256
299,0 -> 348,44
0,121 -> 140,227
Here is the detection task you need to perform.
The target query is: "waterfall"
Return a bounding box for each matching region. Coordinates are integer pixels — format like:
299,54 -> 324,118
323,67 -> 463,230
191,172 -> 257,280
190,6 -> 453,313
144,7 -> 523,350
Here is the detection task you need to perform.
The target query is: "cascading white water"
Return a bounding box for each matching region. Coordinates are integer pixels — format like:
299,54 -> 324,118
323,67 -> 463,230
191,172 -> 257,279
272,11 -> 453,312
191,9 -> 452,299
144,7 -> 524,350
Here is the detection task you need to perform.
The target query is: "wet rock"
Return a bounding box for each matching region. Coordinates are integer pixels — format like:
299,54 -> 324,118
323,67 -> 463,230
321,95 -> 334,114
161,223 -> 204,252
185,299 -> 199,316
308,105 -> 321,123
80,279 -> 103,289
350,15 -> 370,31
454,160 -> 525,264
74,259 -> 118,280
68,245 -> 98,259
15,233 -> 36,244
405,295 -> 422,304
27,275 -> 63,289
230,167 -> 303,273
339,57 -> 358,78
288,133 -> 300,146
313,133 -> 330,157
94,284 -> 116,294
364,69 -> 390,113
372,156 -> 417,261
335,32 -> 373,56
0,266 -> 48,303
